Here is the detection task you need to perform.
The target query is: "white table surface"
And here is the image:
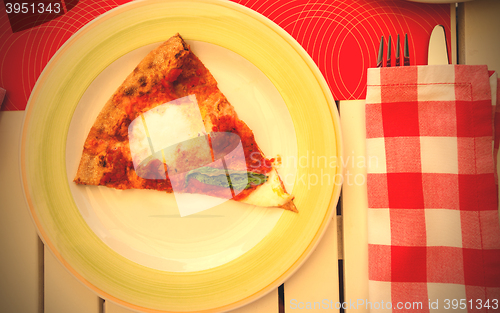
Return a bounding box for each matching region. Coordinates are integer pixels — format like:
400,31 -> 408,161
1,1 -> 499,312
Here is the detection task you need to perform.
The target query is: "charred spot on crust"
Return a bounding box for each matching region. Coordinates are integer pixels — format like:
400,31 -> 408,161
124,86 -> 136,96
115,117 -> 131,141
113,94 -> 122,105
175,52 -> 182,59
98,155 -> 107,167
148,62 -> 154,69
94,128 -> 104,139
180,39 -> 189,51
138,76 -> 147,87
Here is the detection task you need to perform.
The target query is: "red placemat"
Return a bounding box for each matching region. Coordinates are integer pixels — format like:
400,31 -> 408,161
0,0 -> 450,111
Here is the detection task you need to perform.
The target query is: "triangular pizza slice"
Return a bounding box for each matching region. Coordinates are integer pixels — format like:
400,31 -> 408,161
74,34 -> 296,212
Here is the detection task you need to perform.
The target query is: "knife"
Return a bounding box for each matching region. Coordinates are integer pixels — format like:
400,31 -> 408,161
428,25 -> 449,65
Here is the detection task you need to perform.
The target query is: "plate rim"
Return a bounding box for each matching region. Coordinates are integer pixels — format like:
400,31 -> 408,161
20,0 -> 343,312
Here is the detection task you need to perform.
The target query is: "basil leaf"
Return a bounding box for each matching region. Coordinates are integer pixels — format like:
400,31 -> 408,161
185,167 -> 267,190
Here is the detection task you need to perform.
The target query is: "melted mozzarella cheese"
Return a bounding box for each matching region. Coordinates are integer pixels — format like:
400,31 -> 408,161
240,169 -> 293,207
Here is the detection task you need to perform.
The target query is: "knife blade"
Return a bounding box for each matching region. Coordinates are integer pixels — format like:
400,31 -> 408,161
428,25 -> 449,65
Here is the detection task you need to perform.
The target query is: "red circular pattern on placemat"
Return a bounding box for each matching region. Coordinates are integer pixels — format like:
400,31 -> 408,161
0,0 -> 450,110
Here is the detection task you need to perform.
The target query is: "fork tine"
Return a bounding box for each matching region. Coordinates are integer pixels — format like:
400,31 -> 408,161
404,33 -> 410,66
386,35 -> 392,67
377,36 -> 384,68
395,34 -> 400,66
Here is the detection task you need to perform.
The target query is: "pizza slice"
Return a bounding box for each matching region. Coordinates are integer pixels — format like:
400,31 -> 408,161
74,34 -> 296,213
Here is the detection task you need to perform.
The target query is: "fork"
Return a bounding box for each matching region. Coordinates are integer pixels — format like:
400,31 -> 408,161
377,34 -> 409,67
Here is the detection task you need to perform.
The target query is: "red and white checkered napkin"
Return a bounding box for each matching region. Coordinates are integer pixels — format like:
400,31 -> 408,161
365,65 -> 500,312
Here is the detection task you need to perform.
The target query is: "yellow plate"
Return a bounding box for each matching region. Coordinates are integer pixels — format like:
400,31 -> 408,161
21,0 -> 342,312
